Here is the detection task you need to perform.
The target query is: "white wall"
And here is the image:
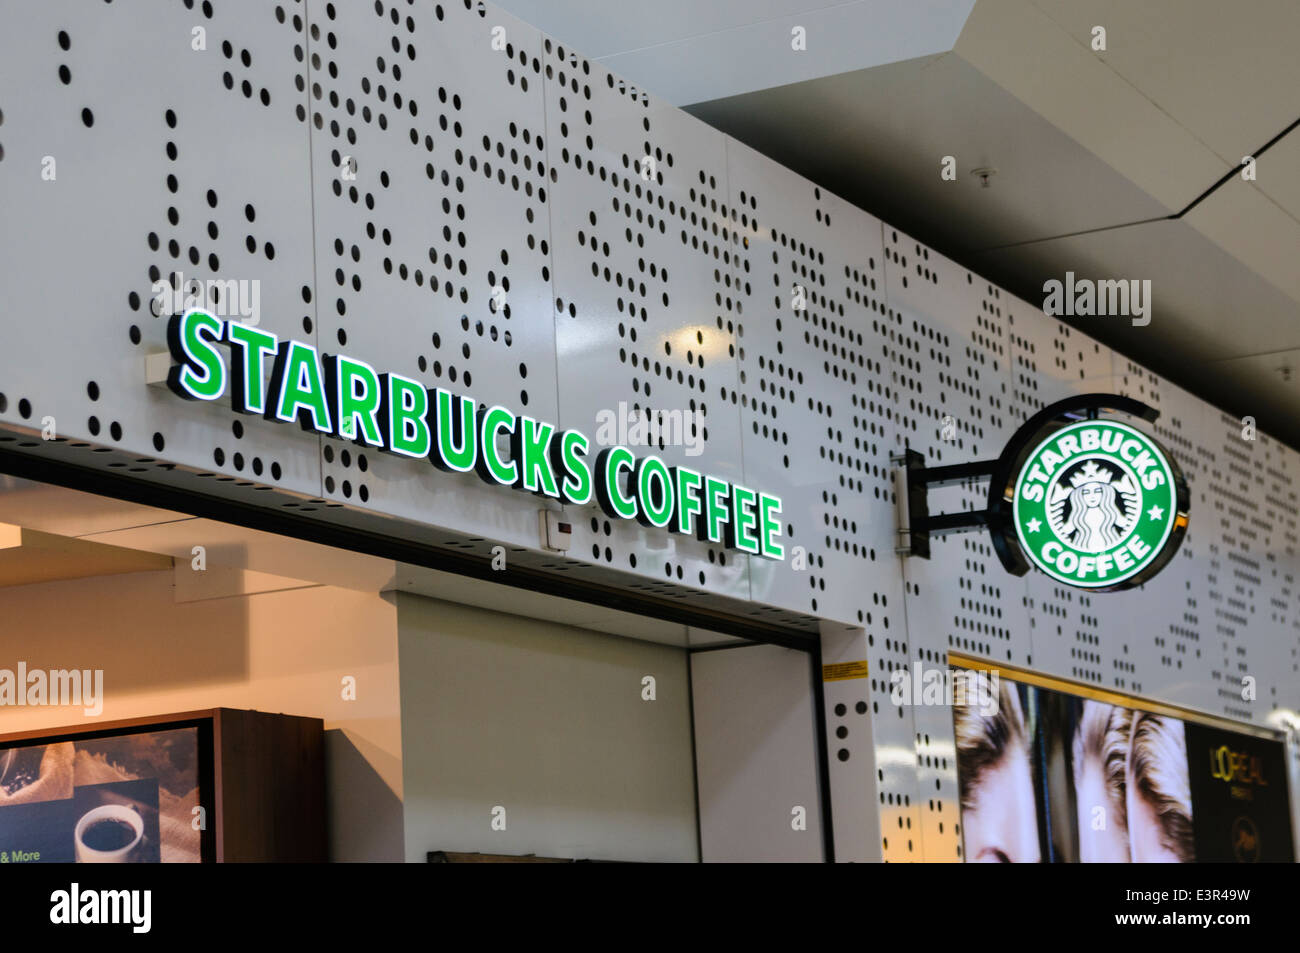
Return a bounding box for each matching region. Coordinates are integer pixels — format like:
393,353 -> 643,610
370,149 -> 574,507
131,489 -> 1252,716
691,644 -> 825,861
0,570 -> 403,862
396,593 -> 699,862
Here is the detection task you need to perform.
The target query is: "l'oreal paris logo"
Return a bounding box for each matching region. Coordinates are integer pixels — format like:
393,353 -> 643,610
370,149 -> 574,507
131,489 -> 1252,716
1210,744 -> 1267,786
163,310 -> 785,559
1042,272 -> 1151,326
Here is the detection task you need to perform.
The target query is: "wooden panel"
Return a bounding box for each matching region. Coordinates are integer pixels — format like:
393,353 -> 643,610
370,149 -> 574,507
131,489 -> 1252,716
213,709 -> 326,863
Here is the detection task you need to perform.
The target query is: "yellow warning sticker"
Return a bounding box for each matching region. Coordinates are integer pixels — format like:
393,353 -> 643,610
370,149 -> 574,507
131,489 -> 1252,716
822,660 -> 869,682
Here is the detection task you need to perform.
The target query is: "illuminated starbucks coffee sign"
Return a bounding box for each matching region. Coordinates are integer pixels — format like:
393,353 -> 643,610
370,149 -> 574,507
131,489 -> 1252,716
895,393 -> 1189,591
164,311 -> 785,559
1011,419 -> 1179,588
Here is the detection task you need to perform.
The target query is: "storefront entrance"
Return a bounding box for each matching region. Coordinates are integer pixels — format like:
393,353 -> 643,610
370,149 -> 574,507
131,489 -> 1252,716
0,470 -> 831,862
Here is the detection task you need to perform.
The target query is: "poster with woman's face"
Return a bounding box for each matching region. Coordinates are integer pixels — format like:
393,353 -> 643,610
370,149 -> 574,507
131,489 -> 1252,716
953,672 -> 1200,863
953,680 -> 1042,863
1070,700 -> 1133,862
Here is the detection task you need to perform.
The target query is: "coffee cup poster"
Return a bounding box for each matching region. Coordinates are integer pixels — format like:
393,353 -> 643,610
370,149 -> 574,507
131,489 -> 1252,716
0,727 -> 200,863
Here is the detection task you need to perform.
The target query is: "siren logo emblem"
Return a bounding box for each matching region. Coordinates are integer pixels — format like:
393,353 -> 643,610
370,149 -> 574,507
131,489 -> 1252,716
1046,459 -> 1139,552
1013,419 -> 1178,587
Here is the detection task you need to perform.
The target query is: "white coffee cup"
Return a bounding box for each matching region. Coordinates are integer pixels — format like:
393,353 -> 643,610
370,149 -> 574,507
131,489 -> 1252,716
74,804 -> 144,863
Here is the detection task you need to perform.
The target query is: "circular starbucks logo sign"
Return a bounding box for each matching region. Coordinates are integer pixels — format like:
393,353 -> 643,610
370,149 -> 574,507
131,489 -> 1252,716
1012,419 -> 1179,588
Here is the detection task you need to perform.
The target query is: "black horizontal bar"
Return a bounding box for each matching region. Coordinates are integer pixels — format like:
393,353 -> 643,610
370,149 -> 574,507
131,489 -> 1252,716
916,509 -> 990,536
913,459 -> 998,488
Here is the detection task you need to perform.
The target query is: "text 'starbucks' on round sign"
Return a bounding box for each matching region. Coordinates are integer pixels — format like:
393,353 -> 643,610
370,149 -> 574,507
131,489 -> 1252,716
1012,419 -> 1180,588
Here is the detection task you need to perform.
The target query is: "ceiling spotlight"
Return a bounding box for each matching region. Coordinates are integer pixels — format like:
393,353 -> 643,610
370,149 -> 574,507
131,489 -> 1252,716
970,167 -> 997,188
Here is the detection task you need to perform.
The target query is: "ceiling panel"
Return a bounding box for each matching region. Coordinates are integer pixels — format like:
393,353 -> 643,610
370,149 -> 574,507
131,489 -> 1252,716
688,53 -> 1171,251
954,0 -> 1226,210
0,527 -> 172,589
1185,159 -> 1300,305
1028,0 -> 1300,163
1247,126 -> 1300,228
495,0 -> 976,105
493,0 -> 851,55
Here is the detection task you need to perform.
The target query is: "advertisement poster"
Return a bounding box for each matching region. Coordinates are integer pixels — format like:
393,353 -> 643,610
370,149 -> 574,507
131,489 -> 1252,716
0,727 -> 201,863
1183,722 -> 1294,862
952,671 -> 1294,863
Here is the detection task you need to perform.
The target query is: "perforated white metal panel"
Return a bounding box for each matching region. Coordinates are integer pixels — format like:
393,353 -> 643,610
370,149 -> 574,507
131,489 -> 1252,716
540,38 -> 755,604
305,0 -> 558,550
0,0 -> 322,505
724,139 -> 899,624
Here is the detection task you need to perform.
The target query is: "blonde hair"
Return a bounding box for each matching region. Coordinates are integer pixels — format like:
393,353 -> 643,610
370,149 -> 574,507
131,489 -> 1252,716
955,681 -> 1028,812
1073,701 -> 1131,833
1128,711 -> 1194,862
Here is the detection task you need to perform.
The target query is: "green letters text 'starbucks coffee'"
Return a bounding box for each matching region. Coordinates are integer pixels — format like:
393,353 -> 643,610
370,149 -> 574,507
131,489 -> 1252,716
1012,419 -> 1180,588
163,311 -> 785,560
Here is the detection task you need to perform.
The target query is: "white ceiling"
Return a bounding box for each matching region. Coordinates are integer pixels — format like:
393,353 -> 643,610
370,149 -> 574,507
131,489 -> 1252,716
492,0 -> 976,104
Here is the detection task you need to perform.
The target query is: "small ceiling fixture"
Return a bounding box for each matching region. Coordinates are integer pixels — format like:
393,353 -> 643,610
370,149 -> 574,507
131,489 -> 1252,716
970,167 -> 997,188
